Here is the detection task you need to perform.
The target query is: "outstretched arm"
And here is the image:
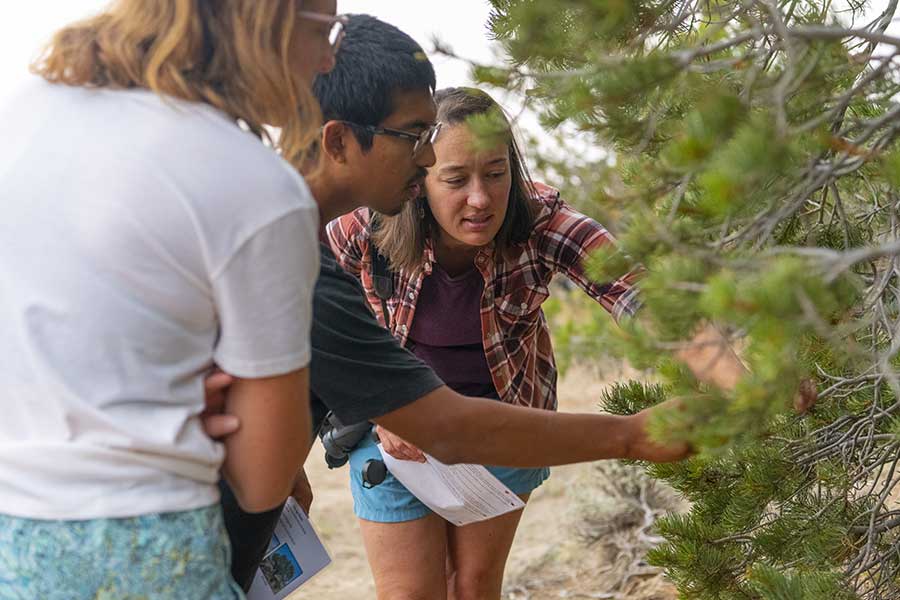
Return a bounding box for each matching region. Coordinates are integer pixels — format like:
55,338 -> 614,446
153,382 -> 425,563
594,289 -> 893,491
374,386 -> 687,467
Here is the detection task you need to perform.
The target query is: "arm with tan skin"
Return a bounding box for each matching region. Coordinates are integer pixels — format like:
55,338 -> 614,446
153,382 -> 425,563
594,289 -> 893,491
220,369 -> 311,513
204,324 -> 747,469
204,336 -> 740,475
376,324 -> 746,463
201,368 -> 315,510
374,386 -> 687,466
204,326 -> 745,468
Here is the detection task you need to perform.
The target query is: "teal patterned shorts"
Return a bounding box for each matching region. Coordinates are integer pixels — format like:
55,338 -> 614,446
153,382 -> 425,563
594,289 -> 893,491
0,505 -> 244,600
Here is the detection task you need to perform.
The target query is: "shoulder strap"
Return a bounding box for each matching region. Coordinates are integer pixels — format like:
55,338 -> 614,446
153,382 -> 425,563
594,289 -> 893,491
367,211 -> 394,301
367,211 -> 395,329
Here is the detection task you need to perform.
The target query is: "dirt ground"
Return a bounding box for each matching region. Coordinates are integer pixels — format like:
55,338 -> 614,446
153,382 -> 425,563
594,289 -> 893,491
292,363 -> 678,600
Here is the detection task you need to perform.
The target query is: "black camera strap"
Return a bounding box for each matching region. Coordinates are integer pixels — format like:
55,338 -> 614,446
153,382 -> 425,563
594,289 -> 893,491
368,211 -> 394,328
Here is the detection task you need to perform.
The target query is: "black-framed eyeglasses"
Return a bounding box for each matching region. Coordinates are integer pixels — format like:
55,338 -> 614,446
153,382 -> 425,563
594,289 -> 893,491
343,122 -> 443,158
296,12 -> 348,54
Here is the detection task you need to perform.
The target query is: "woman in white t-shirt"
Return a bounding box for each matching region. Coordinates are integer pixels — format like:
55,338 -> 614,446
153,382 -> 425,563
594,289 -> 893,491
0,1 -> 343,597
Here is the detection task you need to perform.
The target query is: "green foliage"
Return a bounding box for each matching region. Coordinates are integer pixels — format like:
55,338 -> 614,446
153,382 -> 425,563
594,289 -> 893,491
487,0 -> 900,597
600,379 -> 668,415
464,105 -> 513,152
748,565 -> 858,600
661,91 -> 747,172
696,113 -> 797,219
881,148 -> 900,189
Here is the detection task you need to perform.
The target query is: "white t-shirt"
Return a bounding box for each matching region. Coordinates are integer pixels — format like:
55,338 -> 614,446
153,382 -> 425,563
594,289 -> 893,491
0,80 -> 319,520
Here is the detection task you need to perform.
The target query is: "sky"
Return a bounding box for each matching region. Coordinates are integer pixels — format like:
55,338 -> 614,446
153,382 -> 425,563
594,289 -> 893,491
1,1 -> 502,101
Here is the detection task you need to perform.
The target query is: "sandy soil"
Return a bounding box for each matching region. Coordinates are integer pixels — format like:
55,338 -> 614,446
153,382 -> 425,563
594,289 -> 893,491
291,363 -> 677,600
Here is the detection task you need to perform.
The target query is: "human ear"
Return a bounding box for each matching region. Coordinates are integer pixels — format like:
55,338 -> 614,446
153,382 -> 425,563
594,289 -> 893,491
320,121 -> 348,164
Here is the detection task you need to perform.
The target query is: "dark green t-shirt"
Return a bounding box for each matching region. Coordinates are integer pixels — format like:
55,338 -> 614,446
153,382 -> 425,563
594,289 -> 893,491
309,243 -> 443,429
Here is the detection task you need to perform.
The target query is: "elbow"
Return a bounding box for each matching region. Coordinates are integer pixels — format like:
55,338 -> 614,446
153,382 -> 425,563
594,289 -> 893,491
232,484 -> 291,514
226,437 -> 309,514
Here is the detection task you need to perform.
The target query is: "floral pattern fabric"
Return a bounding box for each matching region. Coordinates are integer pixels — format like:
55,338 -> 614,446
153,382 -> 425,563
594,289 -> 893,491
0,505 -> 243,600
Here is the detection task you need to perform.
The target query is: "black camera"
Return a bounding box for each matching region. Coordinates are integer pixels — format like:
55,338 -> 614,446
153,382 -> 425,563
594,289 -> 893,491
318,412 -> 387,487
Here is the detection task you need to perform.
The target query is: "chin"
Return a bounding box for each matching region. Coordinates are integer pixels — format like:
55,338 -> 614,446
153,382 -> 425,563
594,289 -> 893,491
457,233 -> 494,247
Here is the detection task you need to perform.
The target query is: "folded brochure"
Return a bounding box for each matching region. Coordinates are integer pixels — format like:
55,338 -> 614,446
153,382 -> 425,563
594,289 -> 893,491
377,444 -> 525,526
247,497 -> 332,599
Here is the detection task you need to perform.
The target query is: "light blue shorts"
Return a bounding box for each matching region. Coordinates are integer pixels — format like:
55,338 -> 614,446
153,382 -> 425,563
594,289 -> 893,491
0,504 -> 243,600
348,433 -> 550,523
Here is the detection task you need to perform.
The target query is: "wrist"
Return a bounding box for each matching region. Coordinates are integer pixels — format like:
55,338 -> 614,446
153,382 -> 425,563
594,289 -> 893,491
621,412 -> 648,461
622,408 -> 691,463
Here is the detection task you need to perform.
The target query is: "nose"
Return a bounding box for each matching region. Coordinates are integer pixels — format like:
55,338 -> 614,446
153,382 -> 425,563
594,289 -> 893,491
467,178 -> 491,209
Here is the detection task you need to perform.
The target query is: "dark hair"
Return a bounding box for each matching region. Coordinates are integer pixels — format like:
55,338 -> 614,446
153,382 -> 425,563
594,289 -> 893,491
312,14 -> 436,151
373,87 -> 538,272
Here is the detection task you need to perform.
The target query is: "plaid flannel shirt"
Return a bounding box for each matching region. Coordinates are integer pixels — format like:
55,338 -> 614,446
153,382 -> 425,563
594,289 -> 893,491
325,183 -> 641,411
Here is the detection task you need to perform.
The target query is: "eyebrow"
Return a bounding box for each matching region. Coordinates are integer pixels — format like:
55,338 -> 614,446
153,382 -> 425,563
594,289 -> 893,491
438,157 -> 508,175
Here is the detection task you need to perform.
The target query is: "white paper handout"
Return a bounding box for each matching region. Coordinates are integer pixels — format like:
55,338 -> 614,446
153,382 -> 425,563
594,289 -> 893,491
247,497 -> 332,600
378,444 -> 526,526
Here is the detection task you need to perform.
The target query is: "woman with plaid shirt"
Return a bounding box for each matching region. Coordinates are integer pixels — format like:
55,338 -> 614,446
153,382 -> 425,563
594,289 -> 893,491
326,87 -> 644,600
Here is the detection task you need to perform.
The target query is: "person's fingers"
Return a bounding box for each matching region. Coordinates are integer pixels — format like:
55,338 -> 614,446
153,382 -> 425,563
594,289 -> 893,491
203,371 -> 234,414
384,438 -> 418,461
201,414 -> 240,439
296,492 -> 313,514
383,442 -> 406,460
396,440 -> 425,462
377,427 -> 426,462
403,443 -> 426,462
204,371 -> 234,394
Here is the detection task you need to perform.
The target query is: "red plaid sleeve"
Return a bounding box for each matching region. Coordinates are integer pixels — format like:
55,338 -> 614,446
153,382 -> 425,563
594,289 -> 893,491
532,183 -> 642,323
324,208 -> 372,278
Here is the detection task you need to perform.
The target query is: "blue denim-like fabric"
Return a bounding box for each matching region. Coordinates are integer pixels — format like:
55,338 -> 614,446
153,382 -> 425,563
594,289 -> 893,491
348,433 -> 550,523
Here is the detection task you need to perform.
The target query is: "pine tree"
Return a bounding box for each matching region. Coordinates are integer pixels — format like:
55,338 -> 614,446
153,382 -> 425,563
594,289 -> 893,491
473,1 -> 900,597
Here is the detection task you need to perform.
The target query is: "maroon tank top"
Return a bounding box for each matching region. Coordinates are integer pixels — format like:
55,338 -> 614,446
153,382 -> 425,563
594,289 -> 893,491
407,264 -> 498,399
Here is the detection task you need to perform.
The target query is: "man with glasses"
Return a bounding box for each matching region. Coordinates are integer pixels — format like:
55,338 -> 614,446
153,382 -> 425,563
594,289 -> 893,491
219,14 -> 744,592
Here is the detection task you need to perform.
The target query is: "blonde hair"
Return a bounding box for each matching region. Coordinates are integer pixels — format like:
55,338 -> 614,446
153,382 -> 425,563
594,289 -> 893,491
32,0 -> 321,167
